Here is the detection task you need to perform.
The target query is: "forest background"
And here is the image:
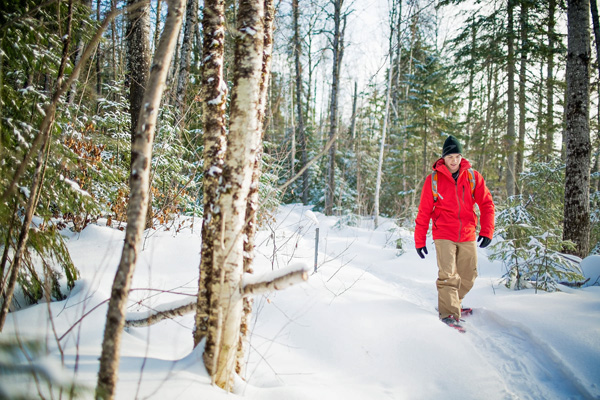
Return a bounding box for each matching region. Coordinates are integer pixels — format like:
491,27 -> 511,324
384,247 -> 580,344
0,0 -> 599,396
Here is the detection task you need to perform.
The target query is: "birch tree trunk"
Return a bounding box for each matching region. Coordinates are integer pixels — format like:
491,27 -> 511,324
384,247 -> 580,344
238,0 -> 275,376
563,0 -> 591,258
95,2 -> 184,398
589,0 -> 600,190
506,0 -> 517,198
202,0 -> 265,390
194,0 -> 227,348
374,28 -> 395,229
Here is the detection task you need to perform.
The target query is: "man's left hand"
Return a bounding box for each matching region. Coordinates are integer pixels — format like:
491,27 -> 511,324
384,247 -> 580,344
477,236 -> 491,248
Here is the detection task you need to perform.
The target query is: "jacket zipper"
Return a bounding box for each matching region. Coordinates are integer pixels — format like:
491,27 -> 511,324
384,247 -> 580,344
455,182 -> 463,242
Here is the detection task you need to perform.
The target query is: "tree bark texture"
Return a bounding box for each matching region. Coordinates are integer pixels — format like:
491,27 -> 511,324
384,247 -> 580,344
325,0 -> 344,215
202,0 -> 265,390
516,0 -> 528,190
563,0 -> 591,258
96,0 -> 103,97
506,0 -> 516,198
546,0 -> 556,160
589,0 -> 600,190
175,0 -> 198,122
126,0 -> 151,145
126,0 -> 153,228
238,0 -> 275,376
125,298 -> 196,328
95,1 -> 185,398
194,0 -> 227,348
293,0 -> 309,204
374,15 -> 396,228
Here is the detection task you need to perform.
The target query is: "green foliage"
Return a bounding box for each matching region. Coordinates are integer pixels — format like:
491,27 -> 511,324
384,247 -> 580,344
0,338 -> 89,399
151,105 -> 201,223
0,2 -> 95,310
257,158 -> 283,228
332,211 -> 361,229
489,201 -> 583,292
489,161 -> 586,291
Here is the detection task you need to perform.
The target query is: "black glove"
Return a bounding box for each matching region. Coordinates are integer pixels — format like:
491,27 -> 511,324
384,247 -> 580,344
416,246 -> 428,259
477,235 -> 491,248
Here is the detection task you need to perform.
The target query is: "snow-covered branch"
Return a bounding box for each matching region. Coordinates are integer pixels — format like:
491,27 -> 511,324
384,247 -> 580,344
242,263 -> 309,296
124,297 -> 196,328
123,264 -> 309,328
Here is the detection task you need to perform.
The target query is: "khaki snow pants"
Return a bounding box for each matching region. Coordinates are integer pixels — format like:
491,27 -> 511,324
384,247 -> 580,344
434,239 -> 478,320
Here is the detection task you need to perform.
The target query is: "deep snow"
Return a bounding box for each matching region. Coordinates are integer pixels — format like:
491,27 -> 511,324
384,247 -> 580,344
2,204 -> 600,399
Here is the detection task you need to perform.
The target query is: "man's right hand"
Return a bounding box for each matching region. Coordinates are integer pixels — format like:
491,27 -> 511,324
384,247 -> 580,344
416,246 -> 428,259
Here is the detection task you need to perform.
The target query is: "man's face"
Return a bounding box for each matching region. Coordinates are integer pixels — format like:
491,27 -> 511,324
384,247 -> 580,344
443,153 -> 462,173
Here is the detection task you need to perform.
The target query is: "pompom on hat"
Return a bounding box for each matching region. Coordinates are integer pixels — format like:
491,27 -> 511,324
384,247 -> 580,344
442,135 -> 463,157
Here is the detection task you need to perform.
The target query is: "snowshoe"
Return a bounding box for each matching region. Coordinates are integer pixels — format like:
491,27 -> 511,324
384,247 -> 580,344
441,316 -> 466,333
461,307 -> 473,316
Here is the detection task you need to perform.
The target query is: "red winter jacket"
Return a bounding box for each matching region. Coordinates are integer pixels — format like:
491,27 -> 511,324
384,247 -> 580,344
414,158 -> 495,248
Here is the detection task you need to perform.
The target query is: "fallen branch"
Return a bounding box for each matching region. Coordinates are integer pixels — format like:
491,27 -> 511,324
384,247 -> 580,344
123,264 -> 309,328
242,263 -> 309,296
124,299 -> 196,328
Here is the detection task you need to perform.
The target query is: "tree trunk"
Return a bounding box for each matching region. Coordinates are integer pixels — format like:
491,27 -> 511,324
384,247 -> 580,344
96,0 -> 102,98
563,0 -> 591,258
202,0 -> 265,390
465,17 -> 476,149
506,0 -> 516,198
69,0 -> 92,104
125,0 -> 152,228
350,81 -> 360,213
589,0 -> 600,190
325,0 -> 345,216
293,0 -> 309,204
194,0 -> 228,348
237,0 -> 275,376
95,2 -> 184,398
546,0 -> 556,160
175,0 -> 198,124
374,10 -> 396,229
516,0 -> 528,193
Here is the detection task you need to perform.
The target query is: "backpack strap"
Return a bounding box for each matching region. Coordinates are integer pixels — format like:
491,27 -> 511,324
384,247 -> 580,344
467,168 -> 476,199
431,171 -> 440,202
431,168 -> 476,202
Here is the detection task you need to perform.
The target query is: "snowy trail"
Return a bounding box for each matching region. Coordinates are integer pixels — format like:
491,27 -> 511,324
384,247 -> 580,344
358,237 -> 597,400
466,309 -> 596,400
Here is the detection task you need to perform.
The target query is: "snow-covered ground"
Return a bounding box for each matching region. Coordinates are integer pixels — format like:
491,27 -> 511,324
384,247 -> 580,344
3,204 -> 600,399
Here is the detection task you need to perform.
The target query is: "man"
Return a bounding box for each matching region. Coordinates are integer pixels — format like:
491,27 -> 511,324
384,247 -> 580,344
414,135 -> 495,331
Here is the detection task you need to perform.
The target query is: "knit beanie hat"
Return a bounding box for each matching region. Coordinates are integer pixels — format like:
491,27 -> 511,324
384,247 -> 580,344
442,135 -> 463,157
